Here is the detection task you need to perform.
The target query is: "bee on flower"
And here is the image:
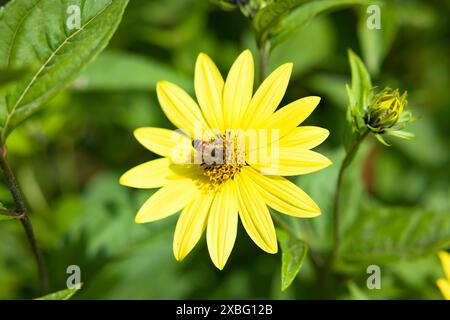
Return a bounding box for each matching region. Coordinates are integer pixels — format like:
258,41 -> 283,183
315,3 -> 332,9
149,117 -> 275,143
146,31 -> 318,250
120,50 -> 331,269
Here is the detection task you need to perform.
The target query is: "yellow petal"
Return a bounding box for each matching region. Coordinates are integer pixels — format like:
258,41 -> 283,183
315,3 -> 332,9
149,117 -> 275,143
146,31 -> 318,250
195,53 -> 224,131
242,63 -> 292,129
438,251 -> 450,281
134,127 -> 192,162
135,179 -> 197,223
119,158 -> 186,189
252,147 -> 332,176
156,81 -> 208,136
256,96 -> 321,138
247,126 -> 329,163
436,278 -> 450,300
279,126 -> 329,149
206,181 -> 238,270
173,192 -> 214,261
235,173 -> 277,254
243,166 -> 320,218
223,50 -> 254,128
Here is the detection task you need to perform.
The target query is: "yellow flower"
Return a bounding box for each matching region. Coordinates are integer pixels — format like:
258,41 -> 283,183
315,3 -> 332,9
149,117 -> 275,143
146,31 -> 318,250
437,251 -> 450,300
120,50 -> 331,270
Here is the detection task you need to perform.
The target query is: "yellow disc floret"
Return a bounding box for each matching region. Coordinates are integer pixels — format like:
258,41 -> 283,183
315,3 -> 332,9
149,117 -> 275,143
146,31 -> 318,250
195,132 -> 245,187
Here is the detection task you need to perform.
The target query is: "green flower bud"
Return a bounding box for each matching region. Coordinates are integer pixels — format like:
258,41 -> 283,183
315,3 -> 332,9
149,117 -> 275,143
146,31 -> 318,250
364,88 -> 407,133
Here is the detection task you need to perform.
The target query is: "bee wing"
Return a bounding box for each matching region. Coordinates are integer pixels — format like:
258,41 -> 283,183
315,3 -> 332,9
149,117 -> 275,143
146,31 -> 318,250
192,139 -> 203,153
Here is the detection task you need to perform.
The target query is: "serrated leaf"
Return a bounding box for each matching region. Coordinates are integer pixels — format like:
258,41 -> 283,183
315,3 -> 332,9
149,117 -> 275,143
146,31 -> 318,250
35,284 -> 82,300
0,0 -> 129,137
277,229 -> 308,291
267,0 -> 370,47
340,203 -> 450,264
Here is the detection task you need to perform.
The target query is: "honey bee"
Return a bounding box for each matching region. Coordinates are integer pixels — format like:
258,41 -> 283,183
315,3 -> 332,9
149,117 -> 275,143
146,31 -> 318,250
192,134 -> 224,165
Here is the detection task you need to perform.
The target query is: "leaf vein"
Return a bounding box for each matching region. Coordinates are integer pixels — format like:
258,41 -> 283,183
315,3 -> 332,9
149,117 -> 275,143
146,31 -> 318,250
2,0 -> 115,139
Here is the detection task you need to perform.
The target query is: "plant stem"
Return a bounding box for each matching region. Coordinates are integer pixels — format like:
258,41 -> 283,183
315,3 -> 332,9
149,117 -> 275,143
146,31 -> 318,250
258,41 -> 270,85
330,130 -> 369,264
0,207 -> 19,216
0,143 -> 49,294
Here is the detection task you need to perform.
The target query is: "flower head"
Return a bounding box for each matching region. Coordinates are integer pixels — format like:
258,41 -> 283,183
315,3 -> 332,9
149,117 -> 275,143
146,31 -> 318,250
346,50 -> 416,146
437,251 -> 450,300
362,87 -> 415,146
364,88 -> 407,133
120,50 -> 331,269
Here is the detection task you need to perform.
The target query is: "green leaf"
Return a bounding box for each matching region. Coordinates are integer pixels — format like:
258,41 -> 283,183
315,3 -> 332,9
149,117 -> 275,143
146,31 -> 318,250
210,0 -> 238,11
268,17 -> 336,77
386,130 -> 415,140
253,0 -> 307,33
348,49 -> 372,117
74,50 -> 191,91
0,0 -> 130,137
267,0 -> 370,47
35,284 -> 82,300
277,229 -> 308,291
0,215 -> 14,222
357,2 -> 398,75
345,49 -> 372,150
0,68 -> 28,91
0,202 -> 14,221
340,203 -> 450,264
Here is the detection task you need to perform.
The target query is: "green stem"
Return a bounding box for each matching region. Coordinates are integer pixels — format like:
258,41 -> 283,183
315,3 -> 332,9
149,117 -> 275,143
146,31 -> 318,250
0,143 -> 49,294
0,208 -> 19,217
330,130 -> 369,265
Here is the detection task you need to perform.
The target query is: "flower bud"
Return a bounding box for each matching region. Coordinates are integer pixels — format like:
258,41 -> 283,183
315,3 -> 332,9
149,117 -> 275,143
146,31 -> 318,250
364,88 -> 407,133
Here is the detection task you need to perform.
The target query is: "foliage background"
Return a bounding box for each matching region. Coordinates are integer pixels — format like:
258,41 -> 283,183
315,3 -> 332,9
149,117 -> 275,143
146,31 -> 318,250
0,0 -> 449,299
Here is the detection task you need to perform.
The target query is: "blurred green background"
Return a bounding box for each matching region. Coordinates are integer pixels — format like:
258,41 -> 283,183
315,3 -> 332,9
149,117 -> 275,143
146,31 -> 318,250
0,0 -> 449,299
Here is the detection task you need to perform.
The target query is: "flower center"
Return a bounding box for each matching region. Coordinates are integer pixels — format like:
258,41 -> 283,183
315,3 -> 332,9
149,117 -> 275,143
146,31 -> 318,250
193,132 -> 245,186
